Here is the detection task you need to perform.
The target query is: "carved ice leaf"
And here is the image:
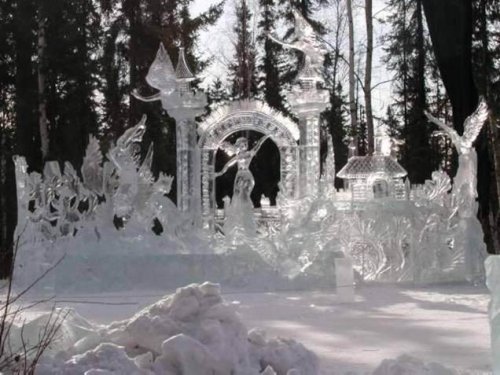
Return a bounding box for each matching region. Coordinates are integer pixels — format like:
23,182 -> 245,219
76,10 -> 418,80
423,170 -> 452,203
138,143 -> 155,186
110,115 -> 147,171
82,135 -> 104,194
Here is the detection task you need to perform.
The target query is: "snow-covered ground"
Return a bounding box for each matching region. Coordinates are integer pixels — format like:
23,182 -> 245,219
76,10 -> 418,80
25,283 -> 490,374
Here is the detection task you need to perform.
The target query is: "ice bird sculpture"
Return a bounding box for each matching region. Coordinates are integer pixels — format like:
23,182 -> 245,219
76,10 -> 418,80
268,8 -> 327,80
425,99 -> 488,208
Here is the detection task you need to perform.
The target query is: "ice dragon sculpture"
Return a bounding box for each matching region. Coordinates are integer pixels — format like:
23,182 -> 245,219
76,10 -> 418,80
268,8 -> 327,81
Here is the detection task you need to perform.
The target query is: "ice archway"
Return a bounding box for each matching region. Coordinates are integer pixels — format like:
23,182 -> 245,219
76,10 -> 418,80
197,100 -> 300,229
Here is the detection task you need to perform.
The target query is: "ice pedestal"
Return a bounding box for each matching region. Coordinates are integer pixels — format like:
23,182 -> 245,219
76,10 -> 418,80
335,257 -> 354,302
485,255 -> 500,373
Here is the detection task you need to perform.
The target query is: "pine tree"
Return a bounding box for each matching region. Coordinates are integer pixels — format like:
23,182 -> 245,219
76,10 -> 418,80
230,0 -> 257,100
321,83 -> 348,188
207,78 -> 229,111
0,0 -> 18,277
38,0 -> 101,168
258,0 -> 286,112
383,0 -> 434,183
471,0 -> 500,252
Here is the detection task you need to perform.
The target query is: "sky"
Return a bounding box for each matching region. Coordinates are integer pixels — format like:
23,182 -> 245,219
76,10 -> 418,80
191,0 -> 393,122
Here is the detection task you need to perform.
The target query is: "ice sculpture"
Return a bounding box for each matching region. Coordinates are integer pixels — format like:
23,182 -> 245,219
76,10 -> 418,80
425,99 -> 488,210
268,7 -> 329,198
12,14 -> 490,293
268,8 -> 327,81
485,255 -> 500,373
144,43 -> 176,98
216,135 -> 271,239
133,45 -> 207,223
426,99 -> 489,282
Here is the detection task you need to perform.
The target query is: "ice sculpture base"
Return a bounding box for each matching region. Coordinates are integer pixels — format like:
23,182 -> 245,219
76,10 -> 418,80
33,251 -> 347,295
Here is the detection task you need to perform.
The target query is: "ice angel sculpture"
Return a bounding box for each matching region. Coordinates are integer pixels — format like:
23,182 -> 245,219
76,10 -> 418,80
215,135 -> 271,238
268,8 -> 327,80
425,99 -> 488,215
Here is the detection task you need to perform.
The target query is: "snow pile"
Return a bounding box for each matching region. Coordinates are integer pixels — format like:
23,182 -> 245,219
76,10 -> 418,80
35,282 -> 319,375
373,355 -> 464,375
485,255 -> 500,374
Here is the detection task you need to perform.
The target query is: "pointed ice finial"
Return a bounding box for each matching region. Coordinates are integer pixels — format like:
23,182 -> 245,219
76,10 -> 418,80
175,47 -> 195,94
348,137 -> 358,158
374,127 -> 392,156
145,43 -> 176,95
175,47 -> 195,81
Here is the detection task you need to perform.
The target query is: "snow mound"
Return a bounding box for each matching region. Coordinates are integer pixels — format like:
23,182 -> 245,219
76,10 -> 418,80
35,282 -> 319,375
373,355 -> 469,375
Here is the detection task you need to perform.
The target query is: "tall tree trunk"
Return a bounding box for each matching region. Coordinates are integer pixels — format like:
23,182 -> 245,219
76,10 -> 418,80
124,0 -> 140,123
415,0 -> 426,114
346,0 -> 357,135
37,10 -> 49,160
364,0 -> 374,154
14,1 -> 40,172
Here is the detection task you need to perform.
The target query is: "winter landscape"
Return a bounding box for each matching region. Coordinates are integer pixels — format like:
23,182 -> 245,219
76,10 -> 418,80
0,0 -> 499,374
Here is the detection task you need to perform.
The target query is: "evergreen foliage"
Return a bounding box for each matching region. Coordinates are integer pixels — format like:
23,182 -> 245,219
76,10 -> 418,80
230,0 -> 258,100
383,0 -> 437,183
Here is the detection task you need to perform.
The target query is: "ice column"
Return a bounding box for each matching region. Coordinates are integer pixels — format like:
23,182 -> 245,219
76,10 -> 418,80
287,76 -> 329,197
134,45 -> 207,221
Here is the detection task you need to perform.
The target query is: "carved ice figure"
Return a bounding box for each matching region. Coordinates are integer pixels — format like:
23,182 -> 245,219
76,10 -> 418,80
108,115 -> 147,219
425,99 -> 488,213
268,8 -> 327,81
216,135 -> 271,239
426,99 -> 489,283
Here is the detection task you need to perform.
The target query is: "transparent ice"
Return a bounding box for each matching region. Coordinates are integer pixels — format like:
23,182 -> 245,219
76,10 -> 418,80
12,14 -> 490,292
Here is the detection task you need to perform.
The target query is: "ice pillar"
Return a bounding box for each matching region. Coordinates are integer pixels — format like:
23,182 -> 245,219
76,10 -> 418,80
287,80 -> 329,197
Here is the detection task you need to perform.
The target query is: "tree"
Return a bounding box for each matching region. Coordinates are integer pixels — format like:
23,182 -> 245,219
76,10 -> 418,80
0,0 -> 18,277
423,0 -> 500,253
384,0 -> 434,183
321,82 -> 348,188
230,0 -> 257,100
346,0 -> 358,138
207,78 -> 229,111
258,0 -> 286,112
364,0 -> 374,154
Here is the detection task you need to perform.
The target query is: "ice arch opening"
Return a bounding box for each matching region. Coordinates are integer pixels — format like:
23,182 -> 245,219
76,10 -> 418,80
198,100 -> 299,229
